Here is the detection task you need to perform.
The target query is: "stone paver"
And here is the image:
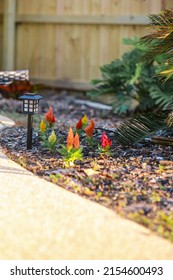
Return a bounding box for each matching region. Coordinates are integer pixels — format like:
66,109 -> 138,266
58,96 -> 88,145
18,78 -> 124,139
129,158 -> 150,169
0,115 -> 15,128
0,115 -> 173,260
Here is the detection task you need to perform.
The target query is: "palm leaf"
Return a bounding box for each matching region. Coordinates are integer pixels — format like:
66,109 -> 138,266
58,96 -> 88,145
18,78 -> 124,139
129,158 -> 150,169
149,85 -> 173,108
159,67 -> 173,81
114,112 -> 168,145
141,9 -> 173,77
143,10 -> 173,38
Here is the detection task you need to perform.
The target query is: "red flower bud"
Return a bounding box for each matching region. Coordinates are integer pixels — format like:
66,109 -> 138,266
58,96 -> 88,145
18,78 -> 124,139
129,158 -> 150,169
45,107 -> 56,125
85,119 -> 95,137
76,118 -> 83,130
100,132 -> 112,149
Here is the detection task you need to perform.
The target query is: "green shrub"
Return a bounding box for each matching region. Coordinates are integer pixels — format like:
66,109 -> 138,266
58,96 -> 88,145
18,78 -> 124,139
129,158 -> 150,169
87,37 -> 173,115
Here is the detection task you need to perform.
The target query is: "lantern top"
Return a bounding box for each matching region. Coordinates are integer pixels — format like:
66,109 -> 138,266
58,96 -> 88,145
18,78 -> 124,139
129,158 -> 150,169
19,92 -> 43,101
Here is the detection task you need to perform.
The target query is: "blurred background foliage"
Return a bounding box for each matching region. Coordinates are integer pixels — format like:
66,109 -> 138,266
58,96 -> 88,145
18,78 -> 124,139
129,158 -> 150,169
87,36 -> 173,115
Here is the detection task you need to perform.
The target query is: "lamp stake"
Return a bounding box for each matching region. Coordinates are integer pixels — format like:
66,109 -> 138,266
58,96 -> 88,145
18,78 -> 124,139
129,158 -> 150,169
27,114 -> 33,150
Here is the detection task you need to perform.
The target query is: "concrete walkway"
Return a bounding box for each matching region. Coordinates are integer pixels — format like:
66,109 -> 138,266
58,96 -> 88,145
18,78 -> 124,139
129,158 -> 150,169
0,115 -> 173,260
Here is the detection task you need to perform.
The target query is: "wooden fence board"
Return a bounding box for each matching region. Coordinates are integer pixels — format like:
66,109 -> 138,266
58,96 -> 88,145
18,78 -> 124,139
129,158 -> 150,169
0,0 -> 3,70
3,0 -> 16,70
0,24 -> 3,71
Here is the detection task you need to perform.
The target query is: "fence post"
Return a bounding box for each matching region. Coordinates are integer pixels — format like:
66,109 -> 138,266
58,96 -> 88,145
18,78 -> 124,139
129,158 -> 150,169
3,0 -> 16,70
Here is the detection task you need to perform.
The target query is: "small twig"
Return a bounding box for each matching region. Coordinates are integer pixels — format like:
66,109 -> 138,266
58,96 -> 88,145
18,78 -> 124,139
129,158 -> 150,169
100,153 -> 106,160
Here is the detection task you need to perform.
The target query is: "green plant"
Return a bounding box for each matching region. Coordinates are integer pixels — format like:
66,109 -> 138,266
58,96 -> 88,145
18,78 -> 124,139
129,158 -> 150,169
45,107 -> 56,128
113,111 -> 168,145
87,36 -> 173,115
141,9 -> 173,81
98,132 -> 112,155
104,9 -> 173,146
38,108 -> 58,152
39,119 -> 47,136
85,119 -> 96,146
75,114 -> 89,134
59,127 -> 83,166
41,130 -> 58,152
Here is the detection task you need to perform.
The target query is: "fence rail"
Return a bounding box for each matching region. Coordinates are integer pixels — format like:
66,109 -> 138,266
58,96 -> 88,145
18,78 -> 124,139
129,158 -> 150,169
16,14 -> 148,25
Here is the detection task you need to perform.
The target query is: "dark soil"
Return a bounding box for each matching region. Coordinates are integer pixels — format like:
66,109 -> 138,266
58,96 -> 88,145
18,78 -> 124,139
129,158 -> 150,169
0,90 -> 173,242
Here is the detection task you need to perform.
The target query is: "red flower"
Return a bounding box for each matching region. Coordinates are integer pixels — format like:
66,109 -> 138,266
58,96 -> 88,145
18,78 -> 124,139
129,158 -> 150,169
85,119 -> 95,137
76,118 -> 83,130
45,107 -> 56,126
100,132 -> 112,149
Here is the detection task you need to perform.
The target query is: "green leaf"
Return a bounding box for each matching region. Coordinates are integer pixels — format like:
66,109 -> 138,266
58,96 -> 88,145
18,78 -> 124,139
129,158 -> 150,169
114,112 -> 168,145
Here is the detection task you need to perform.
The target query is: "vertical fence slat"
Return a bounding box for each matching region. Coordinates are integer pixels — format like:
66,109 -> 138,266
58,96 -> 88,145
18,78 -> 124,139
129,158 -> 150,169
3,0 -> 16,70
0,0 -> 4,70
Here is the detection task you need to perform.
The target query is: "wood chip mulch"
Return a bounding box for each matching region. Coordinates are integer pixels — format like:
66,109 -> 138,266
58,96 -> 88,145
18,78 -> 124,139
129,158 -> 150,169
0,91 -> 173,242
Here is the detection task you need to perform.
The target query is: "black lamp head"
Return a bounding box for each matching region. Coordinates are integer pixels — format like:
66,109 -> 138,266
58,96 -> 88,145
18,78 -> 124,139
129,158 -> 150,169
19,92 -> 43,114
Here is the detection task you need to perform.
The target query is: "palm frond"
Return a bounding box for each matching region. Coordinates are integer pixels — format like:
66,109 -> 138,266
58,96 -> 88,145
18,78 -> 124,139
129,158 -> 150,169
166,112 -> 173,126
141,33 -> 173,63
141,10 -> 173,65
114,112 -> 168,145
149,85 -> 173,108
159,64 -> 173,81
148,10 -> 173,27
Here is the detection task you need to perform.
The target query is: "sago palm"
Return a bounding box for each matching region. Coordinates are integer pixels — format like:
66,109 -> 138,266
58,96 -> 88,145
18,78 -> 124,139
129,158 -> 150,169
114,9 -> 173,145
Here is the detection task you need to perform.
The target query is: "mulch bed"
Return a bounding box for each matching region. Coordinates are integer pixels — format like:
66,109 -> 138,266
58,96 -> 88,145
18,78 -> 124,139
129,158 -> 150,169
0,90 -> 173,242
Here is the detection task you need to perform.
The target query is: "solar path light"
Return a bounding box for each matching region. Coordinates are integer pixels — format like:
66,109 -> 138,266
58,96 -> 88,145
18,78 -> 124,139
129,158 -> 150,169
0,69 -> 43,149
19,93 -> 43,150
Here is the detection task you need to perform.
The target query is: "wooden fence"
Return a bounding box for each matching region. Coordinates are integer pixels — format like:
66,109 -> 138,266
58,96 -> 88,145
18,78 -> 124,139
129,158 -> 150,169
0,0 -> 172,90
0,1 -> 3,70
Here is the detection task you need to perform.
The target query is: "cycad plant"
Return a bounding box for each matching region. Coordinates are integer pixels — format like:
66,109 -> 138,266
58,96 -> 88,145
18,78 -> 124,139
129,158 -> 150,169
142,9 -> 173,80
113,9 -> 173,145
87,36 -> 173,115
